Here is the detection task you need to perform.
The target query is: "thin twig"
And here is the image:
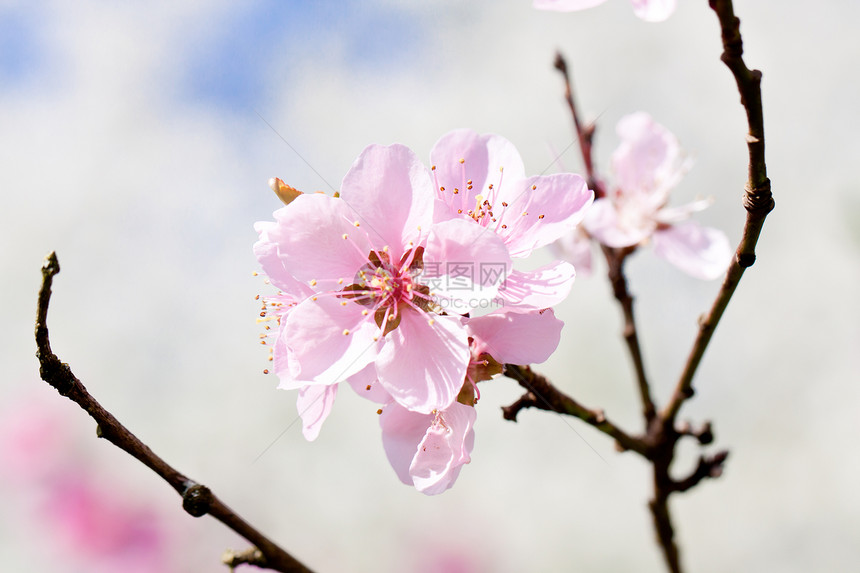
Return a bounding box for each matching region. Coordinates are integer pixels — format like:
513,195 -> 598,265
554,51 -> 656,424
502,364 -> 648,455
35,252 -> 313,573
554,52 -> 601,196
662,0 -> 774,422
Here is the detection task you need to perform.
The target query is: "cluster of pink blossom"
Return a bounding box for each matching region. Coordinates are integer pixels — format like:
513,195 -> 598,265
256,113 -> 730,494
552,112 -> 732,280
254,130 -> 592,494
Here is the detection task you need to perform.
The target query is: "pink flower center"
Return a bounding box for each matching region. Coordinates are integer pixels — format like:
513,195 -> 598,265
431,160 -> 546,233
341,246 -> 436,335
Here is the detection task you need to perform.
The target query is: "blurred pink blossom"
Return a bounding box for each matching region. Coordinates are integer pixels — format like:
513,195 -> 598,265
0,392 -> 176,572
534,0 -> 676,22
558,112 -> 732,279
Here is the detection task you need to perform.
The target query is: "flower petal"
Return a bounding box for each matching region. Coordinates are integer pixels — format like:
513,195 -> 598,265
346,364 -> 392,404
612,112 -> 684,204
631,0 -> 676,22
379,404 -> 433,486
430,129 -> 526,218
653,221 -> 732,280
339,143 -> 436,261
466,309 -> 564,365
493,173 -> 593,257
375,312 -> 469,413
260,193 -> 372,286
549,228 -> 593,277
296,384 -> 338,442
585,197 -> 653,248
423,218 -> 512,311
284,296 -> 381,385
497,261 -> 576,310
409,402 -> 477,495
253,221 -> 315,296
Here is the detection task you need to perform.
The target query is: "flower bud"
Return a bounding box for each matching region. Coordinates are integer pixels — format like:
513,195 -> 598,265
268,177 -> 302,205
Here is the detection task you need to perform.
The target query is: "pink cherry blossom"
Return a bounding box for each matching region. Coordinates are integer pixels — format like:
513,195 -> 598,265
255,143 -> 512,416
366,309 -> 562,493
580,112 -> 732,280
380,400 -> 477,495
533,0 -> 676,22
430,129 -> 593,309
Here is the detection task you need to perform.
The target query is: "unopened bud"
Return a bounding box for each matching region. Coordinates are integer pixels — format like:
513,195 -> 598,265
268,177 -> 303,205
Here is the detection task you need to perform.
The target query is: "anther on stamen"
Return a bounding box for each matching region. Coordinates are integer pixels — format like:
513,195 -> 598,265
362,309 -> 369,315
501,224 -> 507,229
343,329 -> 350,335
353,221 -> 360,227
376,408 -> 383,415
459,158 -> 465,164
366,384 -> 372,390
252,271 -> 258,276
310,279 -> 317,286
538,214 -> 545,219
501,201 -> 508,207
532,184 -> 537,190
342,234 -> 348,240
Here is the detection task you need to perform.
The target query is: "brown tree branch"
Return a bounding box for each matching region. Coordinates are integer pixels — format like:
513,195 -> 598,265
554,52 -> 657,424
35,252 -> 313,573
502,364 -> 649,455
662,0 -> 774,422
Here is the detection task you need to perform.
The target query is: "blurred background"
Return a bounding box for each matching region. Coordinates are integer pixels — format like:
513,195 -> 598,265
2,0 -> 858,571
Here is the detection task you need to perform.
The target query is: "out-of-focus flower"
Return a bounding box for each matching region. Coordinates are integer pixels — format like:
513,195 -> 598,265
430,129 -> 593,309
560,112 -> 731,280
255,143 -> 512,417
48,477 -> 169,573
0,392 -> 177,573
533,0 -> 676,22
548,226 -> 593,278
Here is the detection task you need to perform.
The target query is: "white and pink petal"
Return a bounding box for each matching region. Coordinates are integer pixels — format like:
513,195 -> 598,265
284,296 -> 381,386
409,402 -> 477,495
493,173 -> 593,258
296,384 -> 338,442
466,309 -> 563,365
497,261 -> 576,311
652,221 -> 732,280
339,144 -> 436,261
375,311 -> 469,414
